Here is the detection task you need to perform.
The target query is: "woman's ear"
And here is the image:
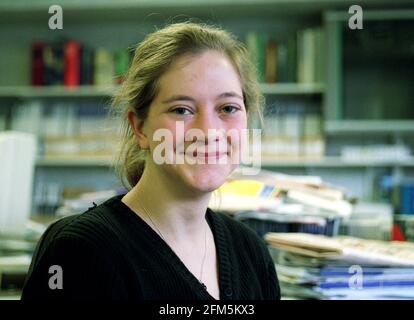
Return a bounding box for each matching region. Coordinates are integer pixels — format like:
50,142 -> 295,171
127,110 -> 149,150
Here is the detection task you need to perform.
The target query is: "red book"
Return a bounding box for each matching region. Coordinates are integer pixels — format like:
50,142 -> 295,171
31,42 -> 45,86
392,223 -> 406,241
64,40 -> 81,87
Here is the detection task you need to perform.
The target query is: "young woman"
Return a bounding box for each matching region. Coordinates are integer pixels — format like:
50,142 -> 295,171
21,22 -> 280,300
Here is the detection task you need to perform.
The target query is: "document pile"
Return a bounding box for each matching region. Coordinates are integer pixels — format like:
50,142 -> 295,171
265,232 -> 414,299
209,168 -> 353,237
55,189 -> 126,216
209,167 -> 353,218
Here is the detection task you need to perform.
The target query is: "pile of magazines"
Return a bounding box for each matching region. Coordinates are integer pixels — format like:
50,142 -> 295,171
266,233 -> 414,300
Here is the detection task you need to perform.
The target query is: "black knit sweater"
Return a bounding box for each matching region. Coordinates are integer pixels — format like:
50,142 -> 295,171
21,195 -> 280,300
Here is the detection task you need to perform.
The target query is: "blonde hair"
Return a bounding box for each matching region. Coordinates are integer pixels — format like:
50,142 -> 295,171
111,21 -> 264,189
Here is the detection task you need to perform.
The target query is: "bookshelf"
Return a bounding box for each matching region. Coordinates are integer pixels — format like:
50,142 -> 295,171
1,0 -> 414,216
0,83 -> 323,98
34,156 -> 414,168
325,120 -> 414,135
323,8 -> 414,214
0,86 -> 119,98
324,9 -> 414,123
261,156 -> 414,168
36,156 -> 113,167
260,83 -> 324,95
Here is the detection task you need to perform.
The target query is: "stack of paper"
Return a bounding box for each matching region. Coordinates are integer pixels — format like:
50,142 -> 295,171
0,254 -> 31,296
210,167 -> 353,218
55,188 -> 125,216
266,233 -> 414,299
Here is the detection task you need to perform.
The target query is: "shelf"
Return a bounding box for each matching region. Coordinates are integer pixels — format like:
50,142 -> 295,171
36,156 -> 113,167
259,83 -> 325,95
325,120 -> 414,135
325,9 -> 414,22
0,86 -> 118,98
0,0 -> 369,21
261,156 -> 414,168
0,292 -> 21,300
0,83 -> 324,98
35,155 -> 414,168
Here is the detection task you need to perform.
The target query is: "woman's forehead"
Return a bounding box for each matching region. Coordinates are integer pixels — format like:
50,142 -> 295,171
156,51 -> 243,101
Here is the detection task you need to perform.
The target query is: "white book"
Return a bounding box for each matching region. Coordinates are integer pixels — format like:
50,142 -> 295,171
286,189 -> 352,217
298,28 -> 317,83
0,132 -> 36,236
94,48 -> 115,86
304,112 -> 322,138
10,101 -> 42,136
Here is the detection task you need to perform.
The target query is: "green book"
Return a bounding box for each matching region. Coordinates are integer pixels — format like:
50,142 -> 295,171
246,31 -> 267,83
287,34 -> 297,83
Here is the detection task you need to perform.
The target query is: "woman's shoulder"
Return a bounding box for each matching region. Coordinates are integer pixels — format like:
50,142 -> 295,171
22,196 -> 131,300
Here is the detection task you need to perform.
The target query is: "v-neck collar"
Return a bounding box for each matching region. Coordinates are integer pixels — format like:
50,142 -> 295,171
110,195 -> 233,300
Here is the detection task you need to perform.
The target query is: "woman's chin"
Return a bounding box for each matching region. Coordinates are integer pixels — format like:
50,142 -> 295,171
179,164 -> 233,193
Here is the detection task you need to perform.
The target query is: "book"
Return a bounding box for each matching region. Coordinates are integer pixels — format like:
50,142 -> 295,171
286,189 -> 352,217
287,35 -> 297,82
64,40 -> 81,87
273,249 -> 414,299
0,132 -> 37,237
276,41 -> 288,82
31,42 -> 45,86
297,27 -> 324,84
80,45 -> 94,85
265,40 -> 278,83
314,28 -> 325,83
0,109 -> 7,131
261,102 -> 324,160
400,184 -> 414,215
246,31 -> 266,83
229,167 -> 345,199
94,47 -> 115,86
43,41 -> 64,86
115,49 -> 130,84
10,101 -> 43,136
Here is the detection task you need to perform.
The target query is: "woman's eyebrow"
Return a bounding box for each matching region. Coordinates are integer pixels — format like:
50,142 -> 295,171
216,91 -> 243,101
162,91 -> 243,104
162,95 -> 196,104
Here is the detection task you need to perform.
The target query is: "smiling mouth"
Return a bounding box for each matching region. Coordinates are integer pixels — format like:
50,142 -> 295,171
182,151 -> 229,159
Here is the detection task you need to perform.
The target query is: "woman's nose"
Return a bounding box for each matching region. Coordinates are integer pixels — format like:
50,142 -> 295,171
193,112 -> 223,144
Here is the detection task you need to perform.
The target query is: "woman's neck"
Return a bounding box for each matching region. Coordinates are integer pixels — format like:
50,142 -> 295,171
121,163 -> 212,243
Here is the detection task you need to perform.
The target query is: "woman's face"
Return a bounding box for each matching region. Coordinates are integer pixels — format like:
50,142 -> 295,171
138,50 -> 247,194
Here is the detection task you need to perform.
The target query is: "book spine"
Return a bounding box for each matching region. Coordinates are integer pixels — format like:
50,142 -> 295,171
265,40 -> 278,83
53,41 -> 65,85
400,185 -> 413,215
246,32 -> 266,83
94,48 -> 115,86
115,49 -> 130,84
31,42 -> 45,86
277,42 -> 288,83
64,40 -> 81,87
287,35 -> 297,83
81,46 -> 94,85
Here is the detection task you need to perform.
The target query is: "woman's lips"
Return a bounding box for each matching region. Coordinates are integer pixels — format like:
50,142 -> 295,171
199,152 -> 227,159
181,151 -> 228,159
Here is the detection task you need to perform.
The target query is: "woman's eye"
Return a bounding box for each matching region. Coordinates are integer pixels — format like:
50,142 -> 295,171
171,107 -> 192,115
221,105 -> 239,114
